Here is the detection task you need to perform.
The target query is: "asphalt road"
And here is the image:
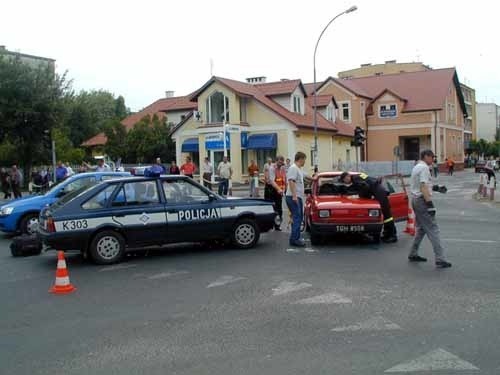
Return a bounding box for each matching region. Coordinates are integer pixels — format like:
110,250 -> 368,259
1,170 -> 499,375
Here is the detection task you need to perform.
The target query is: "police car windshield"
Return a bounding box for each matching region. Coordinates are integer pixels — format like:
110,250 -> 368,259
52,186 -> 90,208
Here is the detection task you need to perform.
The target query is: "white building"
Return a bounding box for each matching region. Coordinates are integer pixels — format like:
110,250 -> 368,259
476,103 -> 500,141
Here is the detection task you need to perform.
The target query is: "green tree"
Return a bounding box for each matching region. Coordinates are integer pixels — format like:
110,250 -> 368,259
52,128 -> 85,164
0,54 -> 72,180
104,119 -> 127,162
125,115 -> 175,163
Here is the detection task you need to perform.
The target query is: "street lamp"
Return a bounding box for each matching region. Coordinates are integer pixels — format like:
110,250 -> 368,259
313,5 -> 358,172
44,129 -> 57,183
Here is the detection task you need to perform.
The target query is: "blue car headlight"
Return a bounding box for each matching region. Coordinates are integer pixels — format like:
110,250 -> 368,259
0,206 -> 14,216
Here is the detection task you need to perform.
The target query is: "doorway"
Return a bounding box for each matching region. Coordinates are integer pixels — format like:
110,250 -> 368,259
404,138 -> 420,161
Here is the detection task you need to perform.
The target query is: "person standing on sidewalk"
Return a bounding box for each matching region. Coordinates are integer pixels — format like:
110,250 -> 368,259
432,156 -> 439,178
217,156 -> 232,196
263,157 -> 274,201
269,156 -> 286,231
201,157 -> 213,190
446,157 -> 455,176
248,160 -> 259,197
1,168 -> 11,199
408,150 -> 452,268
169,161 -> 180,175
10,165 -> 23,199
180,156 -> 197,178
285,152 -> 308,247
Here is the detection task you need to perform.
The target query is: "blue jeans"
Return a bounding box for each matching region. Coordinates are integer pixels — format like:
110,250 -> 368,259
286,196 -> 303,243
218,178 -> 229,196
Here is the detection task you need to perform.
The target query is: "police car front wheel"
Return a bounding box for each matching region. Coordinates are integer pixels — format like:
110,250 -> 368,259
231,219 -> 260,249
89,230 -> 125,265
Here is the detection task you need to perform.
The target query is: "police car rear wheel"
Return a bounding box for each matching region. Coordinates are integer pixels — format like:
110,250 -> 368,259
90,231 -> 125,264
232,219 -> 260,249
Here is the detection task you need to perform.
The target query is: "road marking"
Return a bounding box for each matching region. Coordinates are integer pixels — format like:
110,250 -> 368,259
286,248 -> 301,253
148,270 -> 189,280
304,247 -> 318,253
332,316 -> 401,332
99,264 -> 137,272
294,292 -> 352,305
442,238 -> 498,244
385,348 -> 480,372
207,275 -> 246,288
272,281 -> 312,296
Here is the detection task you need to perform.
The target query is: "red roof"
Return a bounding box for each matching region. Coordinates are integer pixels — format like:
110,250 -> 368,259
81,133 -> 107,147
194,76 -> 338,132
254,79 -> 305,96
306,95 -> 334,108
336,68 -> 459,112
122,96 -> 197,130
81,96 -> 198,146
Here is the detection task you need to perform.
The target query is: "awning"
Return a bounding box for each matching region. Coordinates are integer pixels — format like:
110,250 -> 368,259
247,133 -> 277,150
181,138 -> 199,152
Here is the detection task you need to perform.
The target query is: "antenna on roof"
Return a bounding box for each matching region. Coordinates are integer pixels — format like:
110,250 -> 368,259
210,58 -> 214,76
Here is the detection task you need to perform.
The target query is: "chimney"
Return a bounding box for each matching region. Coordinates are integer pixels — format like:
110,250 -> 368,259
360,63 -> 372,67
165,90 -> 175,98
385,60 -> 396,64
246,76 -> 267,84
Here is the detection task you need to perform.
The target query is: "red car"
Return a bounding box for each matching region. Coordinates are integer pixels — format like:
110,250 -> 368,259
304,172 -> 409,245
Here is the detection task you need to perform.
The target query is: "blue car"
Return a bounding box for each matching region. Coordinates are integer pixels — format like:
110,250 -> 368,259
0,172 -> 130,235
38,175 -> 276,264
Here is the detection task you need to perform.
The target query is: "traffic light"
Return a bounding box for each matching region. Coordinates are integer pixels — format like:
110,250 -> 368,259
353,126 -> 365,146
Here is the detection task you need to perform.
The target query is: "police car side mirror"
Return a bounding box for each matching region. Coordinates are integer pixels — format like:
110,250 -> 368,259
304,188 -> 312,195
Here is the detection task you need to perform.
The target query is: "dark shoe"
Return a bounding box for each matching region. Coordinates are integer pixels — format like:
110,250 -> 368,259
274,227 -> 282,231
290,240 -> 306,247
382,235 -> 398,243
436,260 -> 452,268
408,255 -> 427,262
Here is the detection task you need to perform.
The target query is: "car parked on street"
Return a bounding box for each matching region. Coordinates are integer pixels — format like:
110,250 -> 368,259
38,175 -> 276,264
0,172 -> 130,235
304,172 -> 409,245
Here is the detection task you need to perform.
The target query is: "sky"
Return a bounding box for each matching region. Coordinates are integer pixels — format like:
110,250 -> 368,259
2,0 -> 499,112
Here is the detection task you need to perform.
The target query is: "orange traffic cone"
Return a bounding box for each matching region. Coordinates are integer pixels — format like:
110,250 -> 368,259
403,207 -> 416,236
49,251 -> 76,294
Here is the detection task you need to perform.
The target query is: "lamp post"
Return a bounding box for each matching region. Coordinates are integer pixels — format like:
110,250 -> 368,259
313,5 -> 358,173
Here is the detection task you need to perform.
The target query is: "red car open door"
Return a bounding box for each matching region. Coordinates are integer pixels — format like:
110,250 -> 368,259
382,174 -> 409,222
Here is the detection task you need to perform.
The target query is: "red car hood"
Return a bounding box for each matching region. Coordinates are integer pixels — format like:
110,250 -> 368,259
312,195 -> 381,210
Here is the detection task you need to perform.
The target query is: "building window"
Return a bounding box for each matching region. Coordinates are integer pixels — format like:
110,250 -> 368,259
256,149 -> 276,171
379,104 -> 397,118
340,102 -> 351,122
448,103 -> 456,122
239,97 -> 247,123
293,95 -> 302,114
326,105 -> 334,121
206,91 -> 229,123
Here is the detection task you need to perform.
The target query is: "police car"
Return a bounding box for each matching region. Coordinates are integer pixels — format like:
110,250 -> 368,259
38,175 -> 276,264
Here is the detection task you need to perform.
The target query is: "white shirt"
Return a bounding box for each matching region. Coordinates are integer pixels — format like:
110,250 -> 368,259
201,162 -> 212,174
217,162 -> 232,179
286,163 -> 304,199
66,166 -> 75,176
410,161 -> 432,198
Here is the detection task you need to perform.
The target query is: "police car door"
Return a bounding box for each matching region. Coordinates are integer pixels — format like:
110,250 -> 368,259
109,180 -> 167,246
162,178 -> 221,242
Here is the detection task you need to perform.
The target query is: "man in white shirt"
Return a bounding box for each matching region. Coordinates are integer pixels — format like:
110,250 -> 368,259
217,156 -> 232,196
84,158 -> 111,172
201,157 -> 213,190
285,152 -> 307,247
408,149 -> 451,268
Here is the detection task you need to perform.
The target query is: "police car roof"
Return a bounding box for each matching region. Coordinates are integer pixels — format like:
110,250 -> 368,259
103,174 -> 192,183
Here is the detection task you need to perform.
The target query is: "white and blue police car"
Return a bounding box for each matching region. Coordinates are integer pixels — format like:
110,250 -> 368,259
38,175 -> 276,264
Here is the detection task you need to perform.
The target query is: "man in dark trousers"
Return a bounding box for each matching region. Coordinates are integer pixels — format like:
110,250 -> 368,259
339,171 -> 397,243
268,155 -> 287,231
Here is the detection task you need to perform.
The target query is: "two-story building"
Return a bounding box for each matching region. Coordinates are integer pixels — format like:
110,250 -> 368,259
306,68 -> 468,166
170,76 -> 354,182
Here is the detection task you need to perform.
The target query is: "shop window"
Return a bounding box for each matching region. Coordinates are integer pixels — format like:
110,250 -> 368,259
256,149 -> 276,171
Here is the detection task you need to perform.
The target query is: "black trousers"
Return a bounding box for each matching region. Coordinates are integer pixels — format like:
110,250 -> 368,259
270,188 -> 283,229
371,184 -> 396,237
264,184 -> 273,201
